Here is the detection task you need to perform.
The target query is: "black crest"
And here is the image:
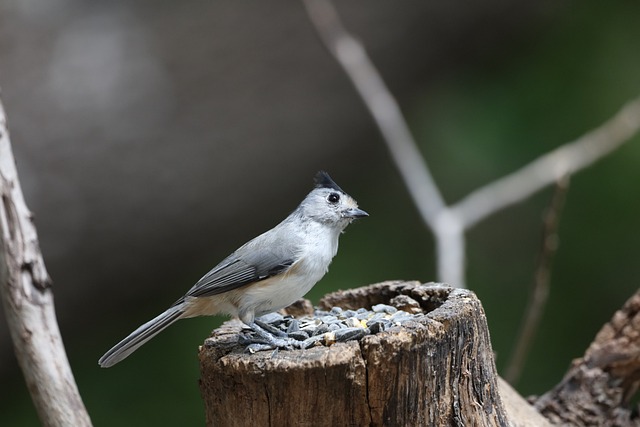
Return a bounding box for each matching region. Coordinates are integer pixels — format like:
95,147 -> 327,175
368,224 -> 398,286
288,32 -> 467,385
314,171 -> 345,193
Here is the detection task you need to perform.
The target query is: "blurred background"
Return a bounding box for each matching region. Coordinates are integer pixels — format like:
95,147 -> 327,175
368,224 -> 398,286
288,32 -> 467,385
1,1 -> 639,425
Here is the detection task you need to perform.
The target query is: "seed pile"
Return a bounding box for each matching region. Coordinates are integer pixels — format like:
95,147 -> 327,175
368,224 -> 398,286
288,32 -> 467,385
242,301 -> 423,353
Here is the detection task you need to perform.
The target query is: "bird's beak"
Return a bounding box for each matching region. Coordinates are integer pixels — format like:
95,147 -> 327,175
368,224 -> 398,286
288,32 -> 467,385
343,207 -> 369,219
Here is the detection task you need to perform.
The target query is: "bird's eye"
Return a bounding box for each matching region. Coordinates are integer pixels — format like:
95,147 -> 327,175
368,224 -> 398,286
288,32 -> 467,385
327,193 -> 340,204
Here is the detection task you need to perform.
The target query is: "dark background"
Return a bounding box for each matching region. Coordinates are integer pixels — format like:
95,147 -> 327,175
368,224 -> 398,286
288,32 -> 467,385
1,1 -> 639,425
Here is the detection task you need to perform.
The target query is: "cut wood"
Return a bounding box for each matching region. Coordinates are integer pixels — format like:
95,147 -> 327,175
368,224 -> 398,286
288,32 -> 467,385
199,281 -> 511,426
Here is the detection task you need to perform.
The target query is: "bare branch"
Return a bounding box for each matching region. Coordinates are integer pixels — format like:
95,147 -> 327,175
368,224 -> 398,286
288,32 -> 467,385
301,0 -> 446,230
433,212 -> 466,287
0,95 -> 93,426
504,175 -> 570,385
301,0 -> 640,290
302,0 -> 467,286
452,97 -> 640,229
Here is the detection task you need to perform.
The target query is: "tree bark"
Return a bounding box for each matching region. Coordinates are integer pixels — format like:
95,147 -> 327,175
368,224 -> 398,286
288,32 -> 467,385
199,281 -> 511,426
534,289 -> 640,426
0,96 -> 92,426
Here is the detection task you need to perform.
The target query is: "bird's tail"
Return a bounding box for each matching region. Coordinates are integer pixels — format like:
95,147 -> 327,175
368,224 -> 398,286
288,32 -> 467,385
98,305 -> 184,368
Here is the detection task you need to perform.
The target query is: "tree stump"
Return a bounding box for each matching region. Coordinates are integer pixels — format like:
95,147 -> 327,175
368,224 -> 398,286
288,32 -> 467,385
199,281 -> 510,426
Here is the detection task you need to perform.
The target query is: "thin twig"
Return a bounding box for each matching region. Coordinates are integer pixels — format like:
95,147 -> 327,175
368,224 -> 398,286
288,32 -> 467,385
504,175 -> 570,385
451,97 -> 640,229
0,95 -> 93,426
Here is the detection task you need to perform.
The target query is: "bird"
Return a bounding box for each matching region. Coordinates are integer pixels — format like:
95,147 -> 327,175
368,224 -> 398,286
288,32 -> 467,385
98,171 -> 368,367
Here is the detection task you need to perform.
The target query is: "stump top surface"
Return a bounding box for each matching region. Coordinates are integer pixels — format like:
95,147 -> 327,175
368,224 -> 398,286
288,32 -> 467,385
200,281 -> 479,362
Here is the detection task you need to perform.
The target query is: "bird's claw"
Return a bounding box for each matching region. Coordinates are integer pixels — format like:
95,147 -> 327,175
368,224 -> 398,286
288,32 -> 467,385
240,322 -> 302,353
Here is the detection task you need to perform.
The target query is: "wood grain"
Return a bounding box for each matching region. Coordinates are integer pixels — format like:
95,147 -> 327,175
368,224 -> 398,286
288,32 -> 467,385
199,281 -> 510,426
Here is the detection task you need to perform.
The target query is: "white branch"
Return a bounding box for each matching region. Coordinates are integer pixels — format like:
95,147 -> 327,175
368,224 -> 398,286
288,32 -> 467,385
433,210 -> 466,288
302,0 -> 640,289
302,0 -> 466,285
0,95 -> 93,426
452,97 -> 640,229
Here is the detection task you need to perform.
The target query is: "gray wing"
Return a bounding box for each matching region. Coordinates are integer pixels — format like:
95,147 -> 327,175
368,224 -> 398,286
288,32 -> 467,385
180,237 -> 297,300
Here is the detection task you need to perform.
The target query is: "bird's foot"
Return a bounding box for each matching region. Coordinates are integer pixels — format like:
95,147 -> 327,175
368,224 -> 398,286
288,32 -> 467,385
240,321 -> 302,352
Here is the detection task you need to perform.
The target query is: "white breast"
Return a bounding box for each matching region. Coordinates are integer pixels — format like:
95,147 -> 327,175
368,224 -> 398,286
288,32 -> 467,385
239,221 -> 341,321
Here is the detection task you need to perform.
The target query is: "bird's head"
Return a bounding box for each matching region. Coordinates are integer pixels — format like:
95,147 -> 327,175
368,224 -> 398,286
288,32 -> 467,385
299,171 -> 368,229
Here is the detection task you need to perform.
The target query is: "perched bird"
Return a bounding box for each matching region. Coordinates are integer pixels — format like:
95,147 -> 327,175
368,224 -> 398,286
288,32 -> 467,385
99,171 -> 368,367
